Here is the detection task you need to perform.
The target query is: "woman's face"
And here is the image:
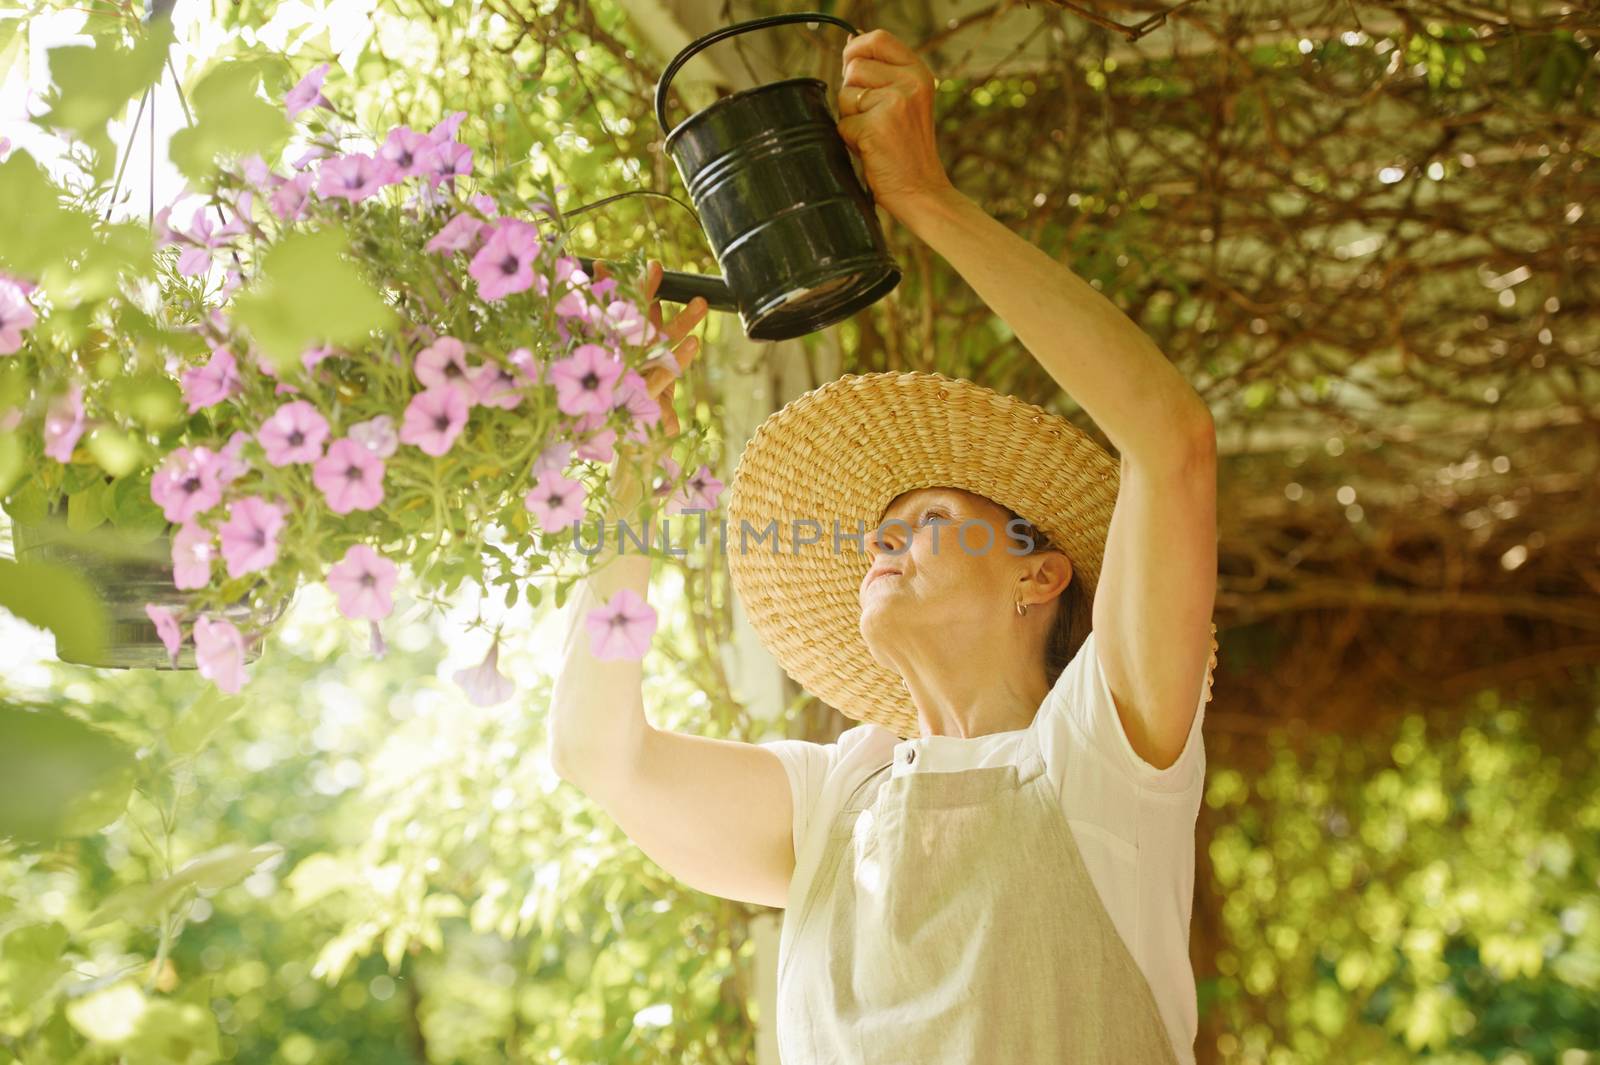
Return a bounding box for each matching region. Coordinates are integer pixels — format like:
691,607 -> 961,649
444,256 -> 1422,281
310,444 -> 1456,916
858,486 -> 1042,658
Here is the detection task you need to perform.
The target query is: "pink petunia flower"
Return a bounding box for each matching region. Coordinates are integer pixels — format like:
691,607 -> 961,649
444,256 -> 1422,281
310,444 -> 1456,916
603,299 -> 660,349
584,587 -> 658,661
269,171 -> 315,222
42,384 -> 85,463
425,141 -> 473,188
376,126 -> 432,182
412,336 -> 476,400
151,446 -> 225,524
171,521 -> 215,590
215,430 -> 251,486
572,411 -> 617,465
241,154 -> 282,192
613,369 -> 661,425
0,281 -> 37,355
398,387 -> 469,456
312,437 -> 387,514
424,211 -> 486,255
181,346 -> 242,412
285,62 -> 332,120
316,153 -> 385,202
523,469 -> 587,532
549,343 -> 622,416
325,543 -> 397,620
665,464 -> 725,517
145,604 -> 182,667
429,111 -> 467,142
348,414 -> 398,458
468,218 -> 541,301
452,637 -> 515,707
651,455 -> 683,500
532,439 -> 573,479
219,496 -> 286,578
470,357 -> 529,410
257,399 -> 329,466
193,616 -> 247,693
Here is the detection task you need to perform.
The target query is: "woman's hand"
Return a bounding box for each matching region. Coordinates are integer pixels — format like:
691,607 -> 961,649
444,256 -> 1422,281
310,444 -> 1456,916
835,28 -> 957,224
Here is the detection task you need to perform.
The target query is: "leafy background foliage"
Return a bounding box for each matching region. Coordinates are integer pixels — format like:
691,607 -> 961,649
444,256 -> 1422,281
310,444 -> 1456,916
2,0 -> 1597,1063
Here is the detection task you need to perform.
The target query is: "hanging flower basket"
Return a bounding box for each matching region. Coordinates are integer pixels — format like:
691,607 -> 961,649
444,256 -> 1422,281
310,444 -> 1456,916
0,59 -> 720,696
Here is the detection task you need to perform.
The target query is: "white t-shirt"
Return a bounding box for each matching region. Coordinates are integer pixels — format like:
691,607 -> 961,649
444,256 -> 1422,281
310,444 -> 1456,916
759,626 -> 1213,1065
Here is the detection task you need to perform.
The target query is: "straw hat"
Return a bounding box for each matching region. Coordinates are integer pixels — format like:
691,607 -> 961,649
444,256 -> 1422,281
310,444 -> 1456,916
724,370 -> 1120,741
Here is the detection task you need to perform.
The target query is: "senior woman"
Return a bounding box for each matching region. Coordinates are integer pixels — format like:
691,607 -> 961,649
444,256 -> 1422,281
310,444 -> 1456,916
550,26 -> 1219,1065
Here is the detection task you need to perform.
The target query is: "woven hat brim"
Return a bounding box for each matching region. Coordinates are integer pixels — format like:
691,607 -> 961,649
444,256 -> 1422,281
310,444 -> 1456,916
725,371 -> 1119,740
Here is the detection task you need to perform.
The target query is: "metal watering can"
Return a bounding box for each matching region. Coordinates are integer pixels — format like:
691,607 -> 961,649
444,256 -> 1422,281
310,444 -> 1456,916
574,11 -> 902,343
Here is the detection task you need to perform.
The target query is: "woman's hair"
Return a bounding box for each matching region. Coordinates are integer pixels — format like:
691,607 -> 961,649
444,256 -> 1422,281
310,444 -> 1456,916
999,502 -> 1092,689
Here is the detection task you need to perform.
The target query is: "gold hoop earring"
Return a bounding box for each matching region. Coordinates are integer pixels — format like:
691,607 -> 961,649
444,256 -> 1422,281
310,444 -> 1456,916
1015,597 -> 1029,617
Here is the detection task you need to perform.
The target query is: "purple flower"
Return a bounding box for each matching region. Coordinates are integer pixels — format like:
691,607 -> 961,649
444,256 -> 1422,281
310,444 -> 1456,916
532,440 -> 573,479
241,154 -> 281,191
412,336 -> 476,400
219,496 -> 286,578
193,616 -> 247,693
523,469 -> 587,532
0,280 -> 37,355
470,358 -> 528,410
376,126 -> 431,182
398,387 -> 469,456
257,399 -> 329,466
285,62 -> 332,120
665,464 -> 725,516
181,346 -> 242,412
429,111 -> 467,142
312,437 -> 387,514
613,369 -> 661,426
425,141 -> 473,188
603,299 -> 660,349
452,637 -> 515,707
424,211 -> 486,255
325,543 -> 397,620
572,412 -> 617,464
468,218 -> 541,301
584,587 -> 658,661
171,521 -> 215,590
549,343 -> 622,416
42,384 -> 85,463
269,172 -> 314,222
151,446 -> 225,524
216,430 -> 251,484
348,414 -> 398,458
316,153 -> 384,202
145,604 -> 182,667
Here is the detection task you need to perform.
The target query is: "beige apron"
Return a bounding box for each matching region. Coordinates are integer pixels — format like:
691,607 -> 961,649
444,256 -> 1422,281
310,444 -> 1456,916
775,721 -> 1183,1064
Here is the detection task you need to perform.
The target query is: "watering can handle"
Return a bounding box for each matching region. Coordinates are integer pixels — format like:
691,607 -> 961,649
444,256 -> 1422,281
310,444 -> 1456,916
654,12 -> 861,136
573,257 -> 740,313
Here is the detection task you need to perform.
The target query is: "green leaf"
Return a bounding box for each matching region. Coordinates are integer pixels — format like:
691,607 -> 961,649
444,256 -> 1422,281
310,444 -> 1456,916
35,20 -> 174,179
168,59 -> 291,181
0,154 -> 94,280
0,557 -> 109,664
0,703 -> 137,843
0,921 -> 72,1014
66,480 -> 107,533
86,842 -> 285,929
231,225 -> 394,373
107,373 -> 183,431
107,473 -> 167,542
167,686 -> 245,757
87,427 -> 140,477
0,431 -> 23,498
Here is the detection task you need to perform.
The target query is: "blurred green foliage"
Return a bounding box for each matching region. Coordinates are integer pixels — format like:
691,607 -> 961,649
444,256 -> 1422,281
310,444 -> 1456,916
1203,692 -> 1600,1062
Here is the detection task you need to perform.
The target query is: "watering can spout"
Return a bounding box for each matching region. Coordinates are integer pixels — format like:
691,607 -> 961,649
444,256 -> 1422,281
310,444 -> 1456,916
574,257 -> 740,313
